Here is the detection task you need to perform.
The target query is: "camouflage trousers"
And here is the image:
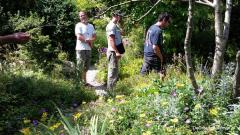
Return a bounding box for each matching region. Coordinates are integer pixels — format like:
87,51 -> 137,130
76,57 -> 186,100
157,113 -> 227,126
107,51 -> 119,90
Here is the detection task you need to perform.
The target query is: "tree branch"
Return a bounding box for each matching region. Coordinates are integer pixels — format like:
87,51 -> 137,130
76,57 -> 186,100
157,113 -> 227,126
134,0 -> 162,22
95,0 -> 147,18
195,0 -> 214,7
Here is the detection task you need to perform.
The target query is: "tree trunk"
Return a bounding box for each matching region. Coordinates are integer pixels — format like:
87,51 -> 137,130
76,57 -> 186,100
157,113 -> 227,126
211,0 -> 232,78
233,51 -> 240,98
184,0 -> 199,94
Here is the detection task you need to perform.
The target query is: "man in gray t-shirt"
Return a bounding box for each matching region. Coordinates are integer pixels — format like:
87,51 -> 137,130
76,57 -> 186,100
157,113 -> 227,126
106,11 -> 124,91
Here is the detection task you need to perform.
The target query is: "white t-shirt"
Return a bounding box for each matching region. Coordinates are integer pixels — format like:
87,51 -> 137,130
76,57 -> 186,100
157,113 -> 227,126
75,22 -> 96,50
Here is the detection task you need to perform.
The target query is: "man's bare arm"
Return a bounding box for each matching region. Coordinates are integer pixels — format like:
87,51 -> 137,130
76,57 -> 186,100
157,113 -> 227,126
153,45 -> 163,63
0,32 -> 31,44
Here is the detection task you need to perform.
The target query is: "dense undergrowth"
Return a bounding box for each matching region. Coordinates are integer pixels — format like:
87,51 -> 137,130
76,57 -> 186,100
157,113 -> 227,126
0,67 -> 97,134
1,27 -> 240,135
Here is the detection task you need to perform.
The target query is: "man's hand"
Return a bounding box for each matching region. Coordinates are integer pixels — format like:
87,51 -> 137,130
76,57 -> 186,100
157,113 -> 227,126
13,32 -> 31,43
0,32 -> 31,44
153,45 -> 163,63
116,52 -> 122,60
86,39 -> 93,48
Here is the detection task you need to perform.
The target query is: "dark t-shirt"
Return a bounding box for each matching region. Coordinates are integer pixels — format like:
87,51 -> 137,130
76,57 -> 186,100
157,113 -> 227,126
144,25 -> 163,57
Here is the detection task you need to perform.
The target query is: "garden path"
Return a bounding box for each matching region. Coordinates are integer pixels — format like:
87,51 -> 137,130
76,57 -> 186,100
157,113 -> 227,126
86,66 -> 107,96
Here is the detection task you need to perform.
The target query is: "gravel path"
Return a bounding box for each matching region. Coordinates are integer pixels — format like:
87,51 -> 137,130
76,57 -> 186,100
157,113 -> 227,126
86,66 -> 107,96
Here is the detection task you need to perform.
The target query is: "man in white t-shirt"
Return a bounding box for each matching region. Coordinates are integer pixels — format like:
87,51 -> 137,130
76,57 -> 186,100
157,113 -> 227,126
75,11 -> 96,85
106,11 -> 124,90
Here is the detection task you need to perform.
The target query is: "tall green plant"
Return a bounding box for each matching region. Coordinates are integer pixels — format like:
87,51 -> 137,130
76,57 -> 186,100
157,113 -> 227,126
9,12 -> 52,69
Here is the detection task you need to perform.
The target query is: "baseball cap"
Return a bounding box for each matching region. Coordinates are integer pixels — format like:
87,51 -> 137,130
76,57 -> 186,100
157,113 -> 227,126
112,10 -> 124,17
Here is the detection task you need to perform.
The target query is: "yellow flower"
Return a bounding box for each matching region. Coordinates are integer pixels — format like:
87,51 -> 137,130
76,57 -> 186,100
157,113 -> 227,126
194,103 -> 201,110
109,120 -> 114,123
41,112 -> 48,121
42,112 -> 47,118
160,101 -> 168,107
73,112 -> 82,120
165,127 -> 173,132
207,126 -> 216,134
20,127 -> 30,135
143,131 -> 152,135
176,83 -> 184,88
49,122 -> 61,131
116,95 -> 124,99
107,98 -> 113,103
209,108 -> 219,117
170,117 -> 179,124
82,101 -> 86,104
154,92 -> 159,95
118,116 -> 124,120
146,120 -> 153,124
140,113 -> 146,118
23,119 -> 31,124
99,96 -> 104,101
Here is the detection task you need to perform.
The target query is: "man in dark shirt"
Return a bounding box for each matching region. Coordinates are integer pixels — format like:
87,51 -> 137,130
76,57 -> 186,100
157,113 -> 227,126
140,12 -> 171,76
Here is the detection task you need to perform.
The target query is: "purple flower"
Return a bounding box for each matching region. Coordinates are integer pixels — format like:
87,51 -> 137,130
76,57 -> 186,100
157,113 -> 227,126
99,47 -> 107,54
111,107 -> 117,112
72,103 -> 78,108
32,120 -> 38,127
171,89 -> 177,97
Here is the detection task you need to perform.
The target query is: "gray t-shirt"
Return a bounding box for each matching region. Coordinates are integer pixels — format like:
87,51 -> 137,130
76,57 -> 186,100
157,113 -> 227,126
106,21 -> 122,51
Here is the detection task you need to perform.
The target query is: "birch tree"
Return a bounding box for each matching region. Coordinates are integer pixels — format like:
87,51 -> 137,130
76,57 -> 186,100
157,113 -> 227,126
194,0 -> 232,78
233,51 -> 240,98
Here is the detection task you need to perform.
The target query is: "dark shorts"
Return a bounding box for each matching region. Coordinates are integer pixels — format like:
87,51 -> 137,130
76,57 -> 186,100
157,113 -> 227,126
140,55 -> 162,75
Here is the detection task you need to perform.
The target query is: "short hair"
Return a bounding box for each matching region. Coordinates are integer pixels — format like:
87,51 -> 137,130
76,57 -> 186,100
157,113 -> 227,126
79,11 -> 88,16
158,12 -> 171,22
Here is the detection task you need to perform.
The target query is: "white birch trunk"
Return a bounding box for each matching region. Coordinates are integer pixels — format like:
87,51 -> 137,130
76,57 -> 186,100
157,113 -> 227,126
233,51 -> 240,98
211,0 -> 232,77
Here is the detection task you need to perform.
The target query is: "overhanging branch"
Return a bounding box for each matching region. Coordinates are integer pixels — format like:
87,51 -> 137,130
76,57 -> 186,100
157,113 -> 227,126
95,0 -> 147,18
134,0 -> 162,22
196,0 -> 214,7
180,0 -> 214,7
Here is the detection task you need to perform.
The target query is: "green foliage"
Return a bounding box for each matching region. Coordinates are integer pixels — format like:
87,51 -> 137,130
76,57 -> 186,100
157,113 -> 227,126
0,69 -> 97,134
96,56 -> 108,83
91,30 -> 108,64
9,12 -> 53,70
74,0 -> 103,11
35,0 -> 78,61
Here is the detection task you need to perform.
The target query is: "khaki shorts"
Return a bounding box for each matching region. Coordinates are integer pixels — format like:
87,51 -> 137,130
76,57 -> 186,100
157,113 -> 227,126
76,50 -> 91,71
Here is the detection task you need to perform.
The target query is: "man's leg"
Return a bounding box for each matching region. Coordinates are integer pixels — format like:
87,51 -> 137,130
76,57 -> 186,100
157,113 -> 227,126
76,50 -> 84,82
140,56 -> 151,75
107,51 -> 118,91
84,50 -> 91,85
76,50 -> 89,84
152,57 -> 165,80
